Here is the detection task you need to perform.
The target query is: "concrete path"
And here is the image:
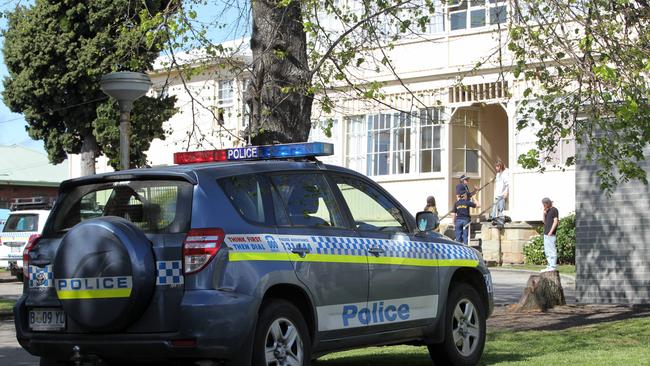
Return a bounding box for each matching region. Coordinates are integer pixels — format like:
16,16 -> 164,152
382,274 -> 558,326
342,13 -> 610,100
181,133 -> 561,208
0,275 -> 37,366
0,319 -> 38,366
0,280 -> 23,301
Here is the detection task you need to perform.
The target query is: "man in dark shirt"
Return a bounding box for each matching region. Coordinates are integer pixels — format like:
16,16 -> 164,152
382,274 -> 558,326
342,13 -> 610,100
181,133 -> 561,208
542,197 -> 559,272
452,193 -> 478,245
455,174 -> 478,199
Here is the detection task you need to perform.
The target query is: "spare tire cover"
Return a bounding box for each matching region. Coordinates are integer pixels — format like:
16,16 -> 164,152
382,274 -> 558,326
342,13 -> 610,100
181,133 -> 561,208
53,216 -> 155,332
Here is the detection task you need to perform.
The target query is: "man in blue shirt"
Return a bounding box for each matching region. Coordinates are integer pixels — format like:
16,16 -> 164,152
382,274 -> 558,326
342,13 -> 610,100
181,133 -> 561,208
452,193 -> 479,245
455,174 -> 478,199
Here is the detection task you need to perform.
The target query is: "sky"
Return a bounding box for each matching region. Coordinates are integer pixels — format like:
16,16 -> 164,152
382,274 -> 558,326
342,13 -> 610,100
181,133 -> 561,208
0,0 -> 249,154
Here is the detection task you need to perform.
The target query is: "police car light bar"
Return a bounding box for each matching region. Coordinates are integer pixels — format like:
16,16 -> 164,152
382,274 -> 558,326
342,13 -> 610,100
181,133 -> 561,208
173,142 -> 334,165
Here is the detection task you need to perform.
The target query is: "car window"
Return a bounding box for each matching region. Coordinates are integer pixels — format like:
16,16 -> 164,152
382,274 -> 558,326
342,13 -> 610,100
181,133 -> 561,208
3,214 -> 39,232
219,174 -> 267,224
269,173 -> 345,228
270,183 -> 291,226
332,175 -> 408,233
51,180 -> 192,234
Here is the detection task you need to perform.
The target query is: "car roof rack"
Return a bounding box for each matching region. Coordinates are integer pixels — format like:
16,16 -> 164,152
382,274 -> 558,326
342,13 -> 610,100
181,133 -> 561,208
9,196 -> 55,211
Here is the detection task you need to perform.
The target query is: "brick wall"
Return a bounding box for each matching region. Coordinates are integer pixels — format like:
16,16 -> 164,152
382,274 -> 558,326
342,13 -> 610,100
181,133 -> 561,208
575,145 -> 650,304
0,185 -> 59,209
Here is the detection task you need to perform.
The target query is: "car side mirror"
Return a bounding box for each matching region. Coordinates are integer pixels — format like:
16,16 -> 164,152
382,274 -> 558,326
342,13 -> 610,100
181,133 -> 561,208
416,211 -> 439,233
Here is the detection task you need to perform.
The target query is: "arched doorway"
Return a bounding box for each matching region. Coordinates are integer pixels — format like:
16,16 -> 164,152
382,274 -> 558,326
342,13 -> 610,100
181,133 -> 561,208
449,103 -> 508,219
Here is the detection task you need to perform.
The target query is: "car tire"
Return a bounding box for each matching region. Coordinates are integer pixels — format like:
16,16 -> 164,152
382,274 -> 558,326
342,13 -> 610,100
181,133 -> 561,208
252,299 -> 311,366
428,283 -> 486,366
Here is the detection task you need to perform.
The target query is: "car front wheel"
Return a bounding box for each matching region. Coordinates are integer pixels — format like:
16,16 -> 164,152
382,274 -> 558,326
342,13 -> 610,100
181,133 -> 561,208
428,283 -> 486,366
253,299 -> 311,366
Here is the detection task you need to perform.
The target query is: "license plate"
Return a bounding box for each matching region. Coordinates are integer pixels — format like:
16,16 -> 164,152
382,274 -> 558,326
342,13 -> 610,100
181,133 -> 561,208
29,308 -> 66,331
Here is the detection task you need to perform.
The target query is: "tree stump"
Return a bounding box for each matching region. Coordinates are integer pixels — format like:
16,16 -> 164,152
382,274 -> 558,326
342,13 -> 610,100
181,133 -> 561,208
510,271 -> 566,312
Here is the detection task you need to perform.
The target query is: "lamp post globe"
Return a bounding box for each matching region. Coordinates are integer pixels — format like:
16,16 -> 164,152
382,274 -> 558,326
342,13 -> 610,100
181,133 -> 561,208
100,71 -> 152,170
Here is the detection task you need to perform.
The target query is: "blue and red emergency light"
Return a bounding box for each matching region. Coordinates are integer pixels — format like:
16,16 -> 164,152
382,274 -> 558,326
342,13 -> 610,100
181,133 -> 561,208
173,142 -> 334,165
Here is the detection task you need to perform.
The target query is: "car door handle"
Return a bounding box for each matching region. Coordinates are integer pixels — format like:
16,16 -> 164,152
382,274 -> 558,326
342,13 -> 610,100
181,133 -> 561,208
367,247 -> 385,256
291,247 -> 311,258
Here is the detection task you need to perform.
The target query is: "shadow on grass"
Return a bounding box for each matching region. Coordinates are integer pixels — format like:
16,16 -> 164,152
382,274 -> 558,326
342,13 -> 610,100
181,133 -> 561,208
490,304 -> 650,332
314,344 -> 528,366
316,314 -> 650,366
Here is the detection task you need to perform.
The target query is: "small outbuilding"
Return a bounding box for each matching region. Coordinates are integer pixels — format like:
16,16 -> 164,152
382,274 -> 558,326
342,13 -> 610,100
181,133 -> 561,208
0,145 -> 68,210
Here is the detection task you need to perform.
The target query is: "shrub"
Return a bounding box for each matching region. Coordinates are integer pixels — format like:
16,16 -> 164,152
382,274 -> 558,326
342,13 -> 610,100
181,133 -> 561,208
556,213 -> 576,264
523,234 -> 546,265
523,213 -> 576,265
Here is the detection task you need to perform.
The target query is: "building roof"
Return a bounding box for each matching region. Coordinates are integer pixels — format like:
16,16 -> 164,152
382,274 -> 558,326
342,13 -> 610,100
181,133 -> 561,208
0,145 -> 68,187
152,38 -> 251,71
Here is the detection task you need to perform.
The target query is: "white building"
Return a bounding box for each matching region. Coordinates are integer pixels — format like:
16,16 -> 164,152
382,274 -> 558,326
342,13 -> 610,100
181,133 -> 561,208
71,3 -> 575,223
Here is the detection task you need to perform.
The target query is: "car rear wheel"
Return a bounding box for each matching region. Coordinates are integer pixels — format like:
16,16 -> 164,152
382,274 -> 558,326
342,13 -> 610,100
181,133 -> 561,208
428,283 -> 486,366
253,299 -> 311,366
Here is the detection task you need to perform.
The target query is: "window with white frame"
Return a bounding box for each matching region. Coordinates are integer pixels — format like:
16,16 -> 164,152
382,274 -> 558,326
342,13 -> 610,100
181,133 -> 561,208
343,108 -> 445,177
419,107 -> 444,173
218,79 -> 234,106
367,113 -> 414,176
392,113 -> 412,174
241,79 -> 251,128
345,115 -> 366,173
367,114 -> 392,176
215,79 -> 234,127
422,0 -> 446,34
451,109 -> 479,174
489,0 -> 508,24
449,0 -> 507,31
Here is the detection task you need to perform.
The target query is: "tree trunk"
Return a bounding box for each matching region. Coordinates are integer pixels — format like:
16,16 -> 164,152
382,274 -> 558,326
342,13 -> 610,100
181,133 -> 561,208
248,0 -> 313,145
80,131 -> 98,176
510,271 -> 566,312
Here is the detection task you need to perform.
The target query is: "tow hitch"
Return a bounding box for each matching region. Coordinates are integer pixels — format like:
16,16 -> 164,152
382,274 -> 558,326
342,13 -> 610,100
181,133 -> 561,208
69,346 -> 105,366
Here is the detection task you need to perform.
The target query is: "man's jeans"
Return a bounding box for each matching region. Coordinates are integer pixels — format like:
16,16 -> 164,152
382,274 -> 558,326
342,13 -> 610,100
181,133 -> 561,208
455,218 -> 470,245
544,235 -> 557,269
491,196 -> 505,218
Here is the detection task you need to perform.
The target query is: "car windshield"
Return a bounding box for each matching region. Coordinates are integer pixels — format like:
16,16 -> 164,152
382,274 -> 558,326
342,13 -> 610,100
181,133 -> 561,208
49,180 -> 193,234
3,214 -> 39,232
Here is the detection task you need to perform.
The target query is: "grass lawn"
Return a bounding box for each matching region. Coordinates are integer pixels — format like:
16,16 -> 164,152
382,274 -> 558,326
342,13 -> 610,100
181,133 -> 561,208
498,264 -> 576,275
0,299 -> 15,313
316,317 -> 650,365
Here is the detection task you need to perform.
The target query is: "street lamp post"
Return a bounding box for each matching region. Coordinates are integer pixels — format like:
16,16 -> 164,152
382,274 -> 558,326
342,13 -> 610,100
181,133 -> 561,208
100,71 -> 152,170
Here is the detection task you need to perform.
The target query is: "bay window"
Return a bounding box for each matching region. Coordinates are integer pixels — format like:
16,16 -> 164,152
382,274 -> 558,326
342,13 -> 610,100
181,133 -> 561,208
344,107 -> 445,177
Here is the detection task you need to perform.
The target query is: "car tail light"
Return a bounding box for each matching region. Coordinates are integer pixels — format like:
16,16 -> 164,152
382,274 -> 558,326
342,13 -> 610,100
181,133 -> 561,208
23,234 -> 42,279
171,339 -> 197,348
183,228 -> 224,274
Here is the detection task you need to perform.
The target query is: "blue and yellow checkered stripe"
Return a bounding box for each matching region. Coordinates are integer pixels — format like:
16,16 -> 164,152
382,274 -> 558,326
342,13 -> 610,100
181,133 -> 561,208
156,260 -> 184,286
227,234 -> 479,267
29,265 -> 54,288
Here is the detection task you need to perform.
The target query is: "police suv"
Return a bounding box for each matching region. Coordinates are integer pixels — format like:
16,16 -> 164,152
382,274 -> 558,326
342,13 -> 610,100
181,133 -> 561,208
15,142 -> 493,366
